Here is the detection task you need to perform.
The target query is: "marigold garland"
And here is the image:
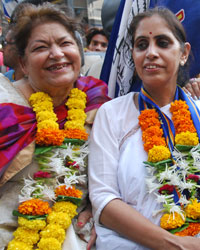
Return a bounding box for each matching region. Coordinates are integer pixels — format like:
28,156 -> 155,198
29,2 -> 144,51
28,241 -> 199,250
55,185 -> 83,198
160,212 -> 185,230
7,88 -> 89,249
18,199 -> 51,216
175,223 -> 200,236
139,99 -> 200,236
30,88 -> 88,146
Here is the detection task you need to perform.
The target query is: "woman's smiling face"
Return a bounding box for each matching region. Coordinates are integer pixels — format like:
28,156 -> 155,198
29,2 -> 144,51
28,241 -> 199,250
21,21 -> 81,93
132,15 -> 188,92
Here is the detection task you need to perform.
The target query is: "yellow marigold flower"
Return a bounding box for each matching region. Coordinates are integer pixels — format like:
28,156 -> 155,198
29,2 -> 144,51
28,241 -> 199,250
7,240 -> 33,250
160,212 -> 185,230
69,88 -> 87,100
148,145 -> 171,163
64,128 -> 88,140
144,136 -> 166,152
66,98 -> 86,110
36,129 -> 65,146
18,199 -> 51,216
52,201 -> 77,219
29,92 -> 52,105
37,120 -> 59,130
40,224 -> 65,243
37,238 -> 61,250
13,227 -> 39,245
47,211 -> 71,229
33,101 -> 53,113
185,199 -> 200,219
55,185 -> 83,198
68,109 -> 87,121
64,120 -> 85,130
36,111 -> 58,123
18,217 -> 46,231
175,132 -> 199,146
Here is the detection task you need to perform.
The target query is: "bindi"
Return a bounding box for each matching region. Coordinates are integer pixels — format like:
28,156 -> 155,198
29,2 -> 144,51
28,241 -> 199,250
149,32 -> 152,35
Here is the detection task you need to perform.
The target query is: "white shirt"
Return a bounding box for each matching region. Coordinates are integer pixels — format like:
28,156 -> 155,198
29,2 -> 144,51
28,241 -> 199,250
88,92 -> 200,250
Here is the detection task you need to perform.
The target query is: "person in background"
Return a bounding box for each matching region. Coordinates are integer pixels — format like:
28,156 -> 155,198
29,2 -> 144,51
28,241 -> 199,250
2,26 -> 24,81
0,3 -> 110,249
85,27 -> 108,52
89,7 -> 200,250
0,11 -> 8,74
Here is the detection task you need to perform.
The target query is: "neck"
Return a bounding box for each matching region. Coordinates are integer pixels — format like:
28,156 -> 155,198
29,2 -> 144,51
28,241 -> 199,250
144,85 -> 177,107
15,78 -> 74,107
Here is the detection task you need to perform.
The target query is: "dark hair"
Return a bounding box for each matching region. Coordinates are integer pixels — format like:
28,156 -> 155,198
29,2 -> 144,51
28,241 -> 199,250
128,7 -> 190,86
13,2 -> 81,57
85,27 -> 108,46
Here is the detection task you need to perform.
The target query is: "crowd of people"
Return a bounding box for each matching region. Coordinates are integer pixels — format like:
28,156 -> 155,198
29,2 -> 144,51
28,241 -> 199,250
1,1 -> 200,250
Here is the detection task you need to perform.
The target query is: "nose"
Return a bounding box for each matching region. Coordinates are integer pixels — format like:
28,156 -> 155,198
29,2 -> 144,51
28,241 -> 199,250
49,44 -> 64,59
146,43 -> 158,60
94,44 -> 102,51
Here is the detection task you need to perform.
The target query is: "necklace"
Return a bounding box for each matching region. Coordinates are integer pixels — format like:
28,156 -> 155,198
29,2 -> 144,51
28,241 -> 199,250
7,88 -> 89,249
139,99 -> 200,236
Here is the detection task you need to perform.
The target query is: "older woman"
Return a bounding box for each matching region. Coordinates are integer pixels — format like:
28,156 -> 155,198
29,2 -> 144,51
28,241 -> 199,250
0,3 -> 110,250
89,7 -> 200,250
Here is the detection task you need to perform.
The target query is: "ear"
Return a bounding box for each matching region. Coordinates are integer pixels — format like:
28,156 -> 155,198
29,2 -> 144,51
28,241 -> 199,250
180,42 -> 191,65
19,56 -> 28,76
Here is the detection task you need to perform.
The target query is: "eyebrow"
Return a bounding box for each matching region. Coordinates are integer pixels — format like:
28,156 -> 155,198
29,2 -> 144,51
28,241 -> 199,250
33,36 -> 72,44
134,34 -> 171,43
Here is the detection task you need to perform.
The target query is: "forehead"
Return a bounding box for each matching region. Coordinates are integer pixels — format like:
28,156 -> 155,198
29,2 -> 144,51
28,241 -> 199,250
91,34 -> 108,43
30,21 -> 73,40
134,15 -> 174,39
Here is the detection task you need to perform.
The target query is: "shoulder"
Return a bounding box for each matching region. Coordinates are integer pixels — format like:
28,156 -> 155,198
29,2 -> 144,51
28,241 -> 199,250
0,73 -> 27,106
4,70 -> 15,82
100,92 -> 135,110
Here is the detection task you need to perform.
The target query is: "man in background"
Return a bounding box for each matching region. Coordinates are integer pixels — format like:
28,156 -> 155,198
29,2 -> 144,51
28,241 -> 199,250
86,27 -> 108,52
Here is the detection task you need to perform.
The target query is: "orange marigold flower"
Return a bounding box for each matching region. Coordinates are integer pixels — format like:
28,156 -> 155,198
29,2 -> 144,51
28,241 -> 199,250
173,117 -> 196,133
64,129 -> 88,140
175,223 -> 200,236
171,100 -> 197,134
144,136 -> 166,152
36,128 -> 65,146
139,109 -> 161,131
142,126 -> 164,142
170,100 -> 188,112
18,199 -> 51,216
55,185 -> 83,198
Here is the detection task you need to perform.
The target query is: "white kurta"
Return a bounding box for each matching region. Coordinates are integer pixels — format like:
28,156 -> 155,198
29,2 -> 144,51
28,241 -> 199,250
88,92 -> 200,250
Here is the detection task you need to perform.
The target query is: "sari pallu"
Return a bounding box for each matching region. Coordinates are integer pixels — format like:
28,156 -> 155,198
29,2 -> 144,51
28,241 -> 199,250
0,74 -> 110,185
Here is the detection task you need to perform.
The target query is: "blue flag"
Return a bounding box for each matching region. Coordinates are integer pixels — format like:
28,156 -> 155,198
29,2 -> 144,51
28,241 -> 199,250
2,0 -> 22,21
150,0 -> 200,79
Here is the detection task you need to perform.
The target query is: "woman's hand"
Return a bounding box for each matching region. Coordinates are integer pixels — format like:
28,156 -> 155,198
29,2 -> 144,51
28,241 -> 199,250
183,78 -> 200,100
76,206 -> 96,250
